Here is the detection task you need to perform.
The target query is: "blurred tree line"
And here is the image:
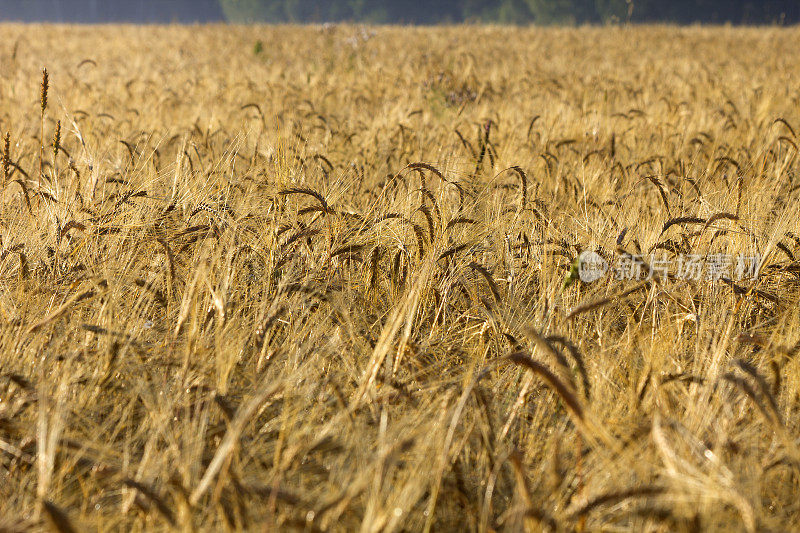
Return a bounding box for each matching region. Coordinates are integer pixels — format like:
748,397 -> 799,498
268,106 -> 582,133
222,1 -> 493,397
219,0 -> 800,24
0,0 -> 794,24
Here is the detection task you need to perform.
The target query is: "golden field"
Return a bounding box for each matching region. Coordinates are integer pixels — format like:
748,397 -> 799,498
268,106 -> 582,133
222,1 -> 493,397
1,24 -> 800,531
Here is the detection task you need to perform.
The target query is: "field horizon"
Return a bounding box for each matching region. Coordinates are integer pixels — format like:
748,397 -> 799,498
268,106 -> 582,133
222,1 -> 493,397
1,24 -> 799,531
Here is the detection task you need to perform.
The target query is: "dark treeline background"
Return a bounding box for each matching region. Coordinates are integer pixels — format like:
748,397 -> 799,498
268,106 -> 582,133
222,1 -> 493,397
0,0 -> 224,23
219,0 -> 800,24
0,0 -> 797,24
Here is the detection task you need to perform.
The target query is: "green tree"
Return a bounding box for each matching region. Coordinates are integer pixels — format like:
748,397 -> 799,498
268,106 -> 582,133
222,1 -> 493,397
495,0 -> 535,24
219,0 -> 284,22
523,0 -> 589,23
594,0 -> 629,22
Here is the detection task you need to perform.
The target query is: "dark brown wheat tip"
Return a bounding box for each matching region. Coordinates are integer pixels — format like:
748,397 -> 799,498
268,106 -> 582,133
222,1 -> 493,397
41,68 -> 49,114
121,478 -> 177,527
568,485 -> 666,519
508,351 -> 584,422
733,359 -> 783,426
2,132 -> 9,181
469,262 -> 502,303
546,335 -> 591,400
53,120 -> 61,160
567,281 -> 651,320
722,372 -> 779,428
41,500 -> 78,533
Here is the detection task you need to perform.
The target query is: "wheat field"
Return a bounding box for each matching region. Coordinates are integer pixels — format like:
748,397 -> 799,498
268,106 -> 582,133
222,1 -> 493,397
1,24 -> 800,531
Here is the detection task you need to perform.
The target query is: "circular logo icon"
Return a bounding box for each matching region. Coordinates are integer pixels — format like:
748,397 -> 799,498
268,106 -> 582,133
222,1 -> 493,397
578,251 -> 608,283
